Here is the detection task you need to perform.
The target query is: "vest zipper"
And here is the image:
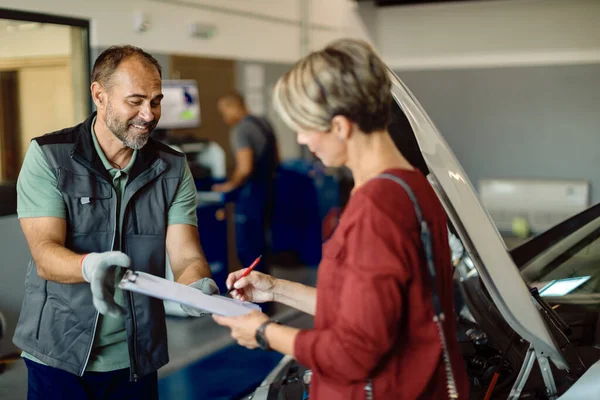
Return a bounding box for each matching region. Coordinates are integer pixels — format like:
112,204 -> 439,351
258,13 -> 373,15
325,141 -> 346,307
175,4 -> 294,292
80,312 -> 99,376
79,196 -> 117,376
71,153 -> 117,377
128,292 -> 139,382
35,282 -> 48,340
121,187 -> 139,382
124,200 -> 138,380
120,199 -> 139,382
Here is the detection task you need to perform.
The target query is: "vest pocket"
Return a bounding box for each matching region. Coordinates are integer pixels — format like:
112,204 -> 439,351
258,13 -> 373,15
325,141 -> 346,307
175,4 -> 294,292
130,200 -> 139,234
57,168 -> 113,233
35,282 -> 48,340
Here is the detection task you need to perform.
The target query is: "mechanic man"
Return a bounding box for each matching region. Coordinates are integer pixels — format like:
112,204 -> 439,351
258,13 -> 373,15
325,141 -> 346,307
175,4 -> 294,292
14,45 -> 217,400
215,92 -> 279,273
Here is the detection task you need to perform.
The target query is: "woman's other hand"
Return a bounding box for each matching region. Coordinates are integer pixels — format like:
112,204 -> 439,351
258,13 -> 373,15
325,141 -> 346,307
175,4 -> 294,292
212,311 -> 269,349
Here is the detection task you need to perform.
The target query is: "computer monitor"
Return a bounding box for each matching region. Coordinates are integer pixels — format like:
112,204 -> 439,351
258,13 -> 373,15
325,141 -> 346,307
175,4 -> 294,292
156,79 -> 201,129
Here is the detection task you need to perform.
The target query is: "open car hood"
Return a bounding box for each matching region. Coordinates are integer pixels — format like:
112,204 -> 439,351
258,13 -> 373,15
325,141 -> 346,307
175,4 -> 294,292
387,69 -> 568,370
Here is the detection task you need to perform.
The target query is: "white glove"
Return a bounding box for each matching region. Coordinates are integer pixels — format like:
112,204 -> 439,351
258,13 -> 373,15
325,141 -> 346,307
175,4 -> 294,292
82,251 -> 131,318
180,277 -> 220,317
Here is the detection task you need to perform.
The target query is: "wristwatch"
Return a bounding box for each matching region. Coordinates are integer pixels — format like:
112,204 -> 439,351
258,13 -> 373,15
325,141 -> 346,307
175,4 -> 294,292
255,319 -> 280,351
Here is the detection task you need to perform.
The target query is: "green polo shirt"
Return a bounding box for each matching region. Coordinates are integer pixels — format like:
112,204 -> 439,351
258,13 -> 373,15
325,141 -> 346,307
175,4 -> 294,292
18,120 -> 198,371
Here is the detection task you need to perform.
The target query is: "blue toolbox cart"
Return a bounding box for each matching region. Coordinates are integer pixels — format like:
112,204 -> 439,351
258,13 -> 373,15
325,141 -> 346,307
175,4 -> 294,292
194,190 -> 231,294
270,160 -> 341,267
190,140 -> 231,294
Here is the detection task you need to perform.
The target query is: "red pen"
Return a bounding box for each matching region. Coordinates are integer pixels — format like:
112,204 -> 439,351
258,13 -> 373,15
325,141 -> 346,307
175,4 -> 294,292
227,255 -> 262,295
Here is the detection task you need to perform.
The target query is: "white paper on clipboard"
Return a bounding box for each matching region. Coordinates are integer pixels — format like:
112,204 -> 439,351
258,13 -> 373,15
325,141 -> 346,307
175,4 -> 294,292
118,270 -> 260,316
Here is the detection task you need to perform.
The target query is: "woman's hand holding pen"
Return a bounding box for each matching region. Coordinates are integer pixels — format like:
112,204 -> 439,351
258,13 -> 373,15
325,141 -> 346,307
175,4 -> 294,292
227,270 -> 277,303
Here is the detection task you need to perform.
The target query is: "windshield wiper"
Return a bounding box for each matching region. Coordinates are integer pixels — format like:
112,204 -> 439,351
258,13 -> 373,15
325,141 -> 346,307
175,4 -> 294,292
530,286 -> 572,335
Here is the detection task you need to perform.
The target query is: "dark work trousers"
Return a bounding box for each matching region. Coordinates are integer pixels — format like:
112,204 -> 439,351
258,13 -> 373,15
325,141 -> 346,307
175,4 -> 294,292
234,182 -> 273,275
24,358 -> 158,400
234,181 -> 275,315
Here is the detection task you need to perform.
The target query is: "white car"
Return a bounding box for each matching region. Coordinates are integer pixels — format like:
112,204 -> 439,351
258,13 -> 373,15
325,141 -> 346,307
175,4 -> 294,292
246,70 -> 600,399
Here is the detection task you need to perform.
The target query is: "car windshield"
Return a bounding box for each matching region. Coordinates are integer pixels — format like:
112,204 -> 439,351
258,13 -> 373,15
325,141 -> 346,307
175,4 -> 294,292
521,215 -> 600,300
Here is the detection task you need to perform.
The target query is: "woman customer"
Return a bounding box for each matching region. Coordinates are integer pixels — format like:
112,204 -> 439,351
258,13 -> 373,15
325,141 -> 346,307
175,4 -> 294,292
213,38 -> 469,400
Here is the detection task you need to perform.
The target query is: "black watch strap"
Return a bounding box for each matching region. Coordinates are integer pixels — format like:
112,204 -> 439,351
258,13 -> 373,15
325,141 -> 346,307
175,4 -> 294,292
256,319 -> 279,351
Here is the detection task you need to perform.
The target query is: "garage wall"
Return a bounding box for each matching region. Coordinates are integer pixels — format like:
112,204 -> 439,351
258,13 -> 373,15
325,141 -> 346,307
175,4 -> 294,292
367,0 -> 600,70
1,0 -> 369,65
235,61 -> 298,161
397,63 -> 600,205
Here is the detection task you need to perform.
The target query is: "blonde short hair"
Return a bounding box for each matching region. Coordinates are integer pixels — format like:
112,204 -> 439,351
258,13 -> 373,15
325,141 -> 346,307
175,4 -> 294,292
273,38 -> 392,133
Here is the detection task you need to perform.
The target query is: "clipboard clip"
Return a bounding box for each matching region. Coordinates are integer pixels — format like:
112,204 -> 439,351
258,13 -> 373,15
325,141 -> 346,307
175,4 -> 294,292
123,270 -> 139,283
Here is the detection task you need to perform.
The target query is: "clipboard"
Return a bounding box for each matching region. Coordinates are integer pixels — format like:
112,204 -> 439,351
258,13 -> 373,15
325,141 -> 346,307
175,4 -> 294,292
118,270 -> 261,317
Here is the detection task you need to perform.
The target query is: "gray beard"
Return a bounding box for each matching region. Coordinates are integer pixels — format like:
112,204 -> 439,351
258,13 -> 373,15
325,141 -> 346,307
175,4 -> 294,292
105,104 -> 151,150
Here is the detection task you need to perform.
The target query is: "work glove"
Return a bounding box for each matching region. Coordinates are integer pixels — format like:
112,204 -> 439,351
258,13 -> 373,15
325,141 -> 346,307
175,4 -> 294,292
180,277 -> 220,317
81,251 -> 131,318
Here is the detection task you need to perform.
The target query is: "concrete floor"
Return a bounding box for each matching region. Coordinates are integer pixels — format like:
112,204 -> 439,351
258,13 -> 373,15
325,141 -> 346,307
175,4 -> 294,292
0,265 -> 317,400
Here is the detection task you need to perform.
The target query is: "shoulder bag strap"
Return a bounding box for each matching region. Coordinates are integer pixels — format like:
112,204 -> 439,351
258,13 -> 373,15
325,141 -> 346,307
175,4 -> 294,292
364,173 -> 459,399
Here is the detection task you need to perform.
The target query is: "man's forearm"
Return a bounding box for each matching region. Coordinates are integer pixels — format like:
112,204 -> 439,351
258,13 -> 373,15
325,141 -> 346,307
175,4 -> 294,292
34,241 -> 86,283
273,279 -> 317,315
227,167 -> 251,189
174,257 -> 212,285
